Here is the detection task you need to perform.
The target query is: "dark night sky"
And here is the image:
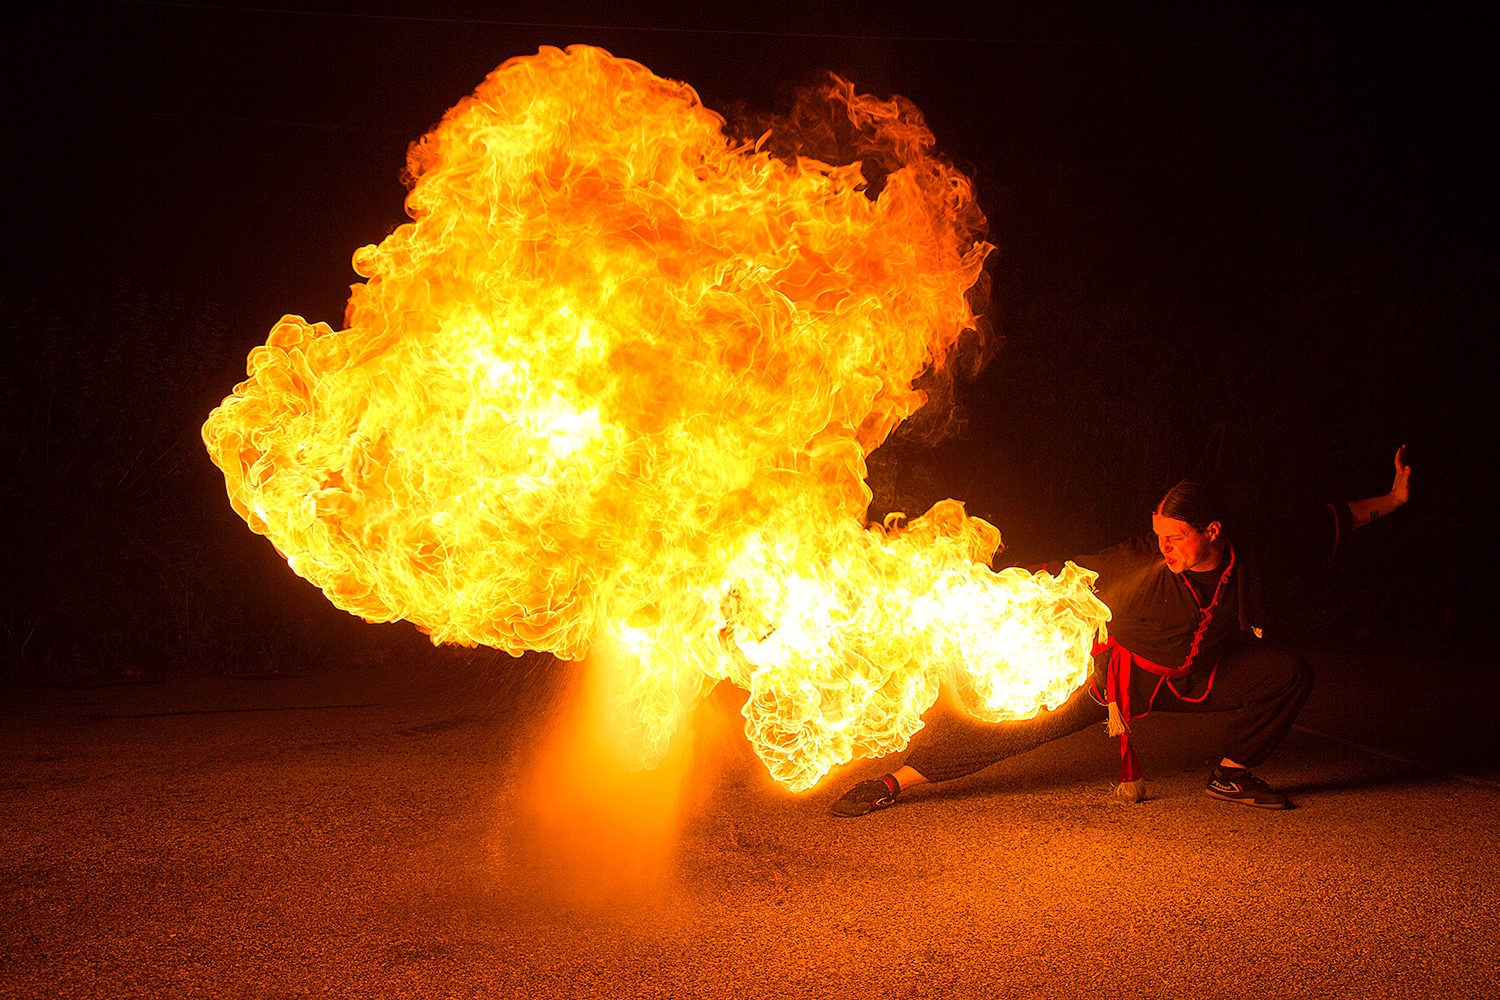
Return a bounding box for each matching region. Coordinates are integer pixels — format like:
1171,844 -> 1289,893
3,3 -> 1496,674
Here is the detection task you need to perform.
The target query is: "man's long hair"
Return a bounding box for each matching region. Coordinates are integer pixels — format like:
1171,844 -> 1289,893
1155,479 -> 1227,533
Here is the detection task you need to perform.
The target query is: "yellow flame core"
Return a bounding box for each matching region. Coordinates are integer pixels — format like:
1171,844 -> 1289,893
203,46 -> 1109,791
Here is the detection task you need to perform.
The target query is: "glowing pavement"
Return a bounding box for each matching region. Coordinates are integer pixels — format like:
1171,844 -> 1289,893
3,647 -> 1496,998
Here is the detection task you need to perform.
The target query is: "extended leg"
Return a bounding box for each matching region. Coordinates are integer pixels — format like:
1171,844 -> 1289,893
830,683 -> 1105,816
902,682 -> 1106,783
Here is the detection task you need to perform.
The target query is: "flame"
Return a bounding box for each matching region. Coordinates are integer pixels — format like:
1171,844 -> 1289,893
203,45 -> 1109,792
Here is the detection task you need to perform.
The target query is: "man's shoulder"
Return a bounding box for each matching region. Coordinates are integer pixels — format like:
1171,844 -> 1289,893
1069,535 -> 1163,582
1078,534 -> 1158,565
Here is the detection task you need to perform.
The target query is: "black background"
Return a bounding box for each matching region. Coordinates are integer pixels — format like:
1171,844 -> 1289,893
3,2 -> 1495,679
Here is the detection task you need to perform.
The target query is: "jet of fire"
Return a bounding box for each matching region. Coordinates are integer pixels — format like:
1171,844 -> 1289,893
202,45 -> 1109,791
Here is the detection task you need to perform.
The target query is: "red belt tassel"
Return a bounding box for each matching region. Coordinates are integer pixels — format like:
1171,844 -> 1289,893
1096,638 -> 1142,782
1094,637 -> 1214,783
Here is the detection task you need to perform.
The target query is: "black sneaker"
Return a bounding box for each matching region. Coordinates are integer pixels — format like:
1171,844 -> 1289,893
831,774 -> 901,817
1205,767 -> 1289,810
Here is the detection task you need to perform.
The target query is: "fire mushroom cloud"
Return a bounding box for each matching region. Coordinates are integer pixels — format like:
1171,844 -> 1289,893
203,45 -> 1110,791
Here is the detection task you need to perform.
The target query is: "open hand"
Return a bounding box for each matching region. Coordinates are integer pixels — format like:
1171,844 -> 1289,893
1391,445 -> 1411,506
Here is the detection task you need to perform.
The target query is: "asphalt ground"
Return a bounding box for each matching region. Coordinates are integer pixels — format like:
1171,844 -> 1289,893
3,646 -> 1497,999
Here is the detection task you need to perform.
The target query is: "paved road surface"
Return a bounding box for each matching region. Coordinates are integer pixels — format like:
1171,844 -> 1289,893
3,647 -> 1497,998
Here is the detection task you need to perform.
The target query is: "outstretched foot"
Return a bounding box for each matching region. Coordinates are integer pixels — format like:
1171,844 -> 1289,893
1205,766 -> 1289,809
830,774 -> 901,817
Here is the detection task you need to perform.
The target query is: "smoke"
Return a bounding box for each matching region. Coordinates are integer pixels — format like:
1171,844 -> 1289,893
724,71 -> 999,446
514,663 -> 750,898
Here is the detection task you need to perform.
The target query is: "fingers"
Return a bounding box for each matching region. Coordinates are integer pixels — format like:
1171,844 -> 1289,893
1391,444 -> 1412,504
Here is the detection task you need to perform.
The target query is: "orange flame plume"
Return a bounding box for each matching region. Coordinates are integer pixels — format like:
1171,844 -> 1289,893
203,46 -> 1109,791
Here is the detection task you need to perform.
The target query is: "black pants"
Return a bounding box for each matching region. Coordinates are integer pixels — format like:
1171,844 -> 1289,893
903,643 -> 1315,784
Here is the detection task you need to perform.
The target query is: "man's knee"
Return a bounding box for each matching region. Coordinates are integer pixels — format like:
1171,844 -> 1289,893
1227,645 -> 1313,702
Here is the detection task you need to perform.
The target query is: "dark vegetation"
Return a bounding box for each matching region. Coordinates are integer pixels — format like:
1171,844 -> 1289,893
2,5 -> 1494,683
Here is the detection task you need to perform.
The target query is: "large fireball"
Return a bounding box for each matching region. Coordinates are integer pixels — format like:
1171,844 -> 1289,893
203,45 -> 1109,791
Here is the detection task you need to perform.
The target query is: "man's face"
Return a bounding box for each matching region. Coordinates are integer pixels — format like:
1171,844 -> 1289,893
1152,514 -> 1222,574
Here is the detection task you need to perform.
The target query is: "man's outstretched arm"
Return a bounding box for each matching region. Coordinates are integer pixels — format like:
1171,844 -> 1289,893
1347,445 -> 1412,530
